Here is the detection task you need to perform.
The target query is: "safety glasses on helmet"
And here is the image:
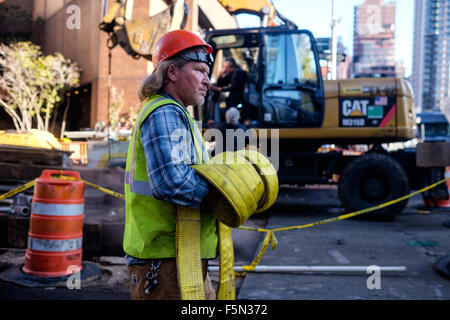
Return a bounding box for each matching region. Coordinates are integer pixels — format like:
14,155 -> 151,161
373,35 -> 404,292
178,50 -> 214,69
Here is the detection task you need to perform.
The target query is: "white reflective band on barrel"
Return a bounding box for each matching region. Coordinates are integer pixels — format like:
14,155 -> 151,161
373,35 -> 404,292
31,202 -> 84,216
27,237 -> 83,252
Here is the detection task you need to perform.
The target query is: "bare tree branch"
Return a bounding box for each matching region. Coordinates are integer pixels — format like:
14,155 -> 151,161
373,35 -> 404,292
0,42 -> 81,132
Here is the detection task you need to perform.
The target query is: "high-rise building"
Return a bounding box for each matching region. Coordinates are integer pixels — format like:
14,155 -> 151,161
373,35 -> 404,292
316,36 -> 351,79
412,0 -> 450,112
352,0 -> 396,78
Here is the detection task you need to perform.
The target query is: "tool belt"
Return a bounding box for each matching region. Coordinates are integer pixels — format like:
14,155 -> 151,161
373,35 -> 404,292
176,150 -> 278,300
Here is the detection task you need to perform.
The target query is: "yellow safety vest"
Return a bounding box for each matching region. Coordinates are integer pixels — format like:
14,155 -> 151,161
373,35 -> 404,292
123,94 -> 218,259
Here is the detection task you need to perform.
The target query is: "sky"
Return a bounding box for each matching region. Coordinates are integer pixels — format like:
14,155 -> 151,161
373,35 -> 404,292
236,0 -> 414,77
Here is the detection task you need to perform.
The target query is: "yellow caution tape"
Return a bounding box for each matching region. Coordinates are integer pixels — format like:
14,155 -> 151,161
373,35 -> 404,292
235,230 -> 278,276
0,178 -> 125,201
54,171 -> 77,180
0,180 -> 35,201
237,176 -> 450,275
56,175 -> 125,200
2,175 -> 448,280
82,180 -> 125,200
42,174 -> 124,201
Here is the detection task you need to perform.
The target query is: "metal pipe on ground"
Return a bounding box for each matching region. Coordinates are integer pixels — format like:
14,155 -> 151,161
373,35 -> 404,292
208,265 -> 407,275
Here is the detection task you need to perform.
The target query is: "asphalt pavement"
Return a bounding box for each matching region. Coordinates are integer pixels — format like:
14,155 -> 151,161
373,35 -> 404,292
237,185 -> 450,300
0,184 -> 449,300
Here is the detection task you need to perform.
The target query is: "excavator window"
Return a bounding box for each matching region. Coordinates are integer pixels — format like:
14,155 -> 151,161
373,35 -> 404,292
205,32 -> 261,124
205,28 -> 324,128
262,31 -> 323,127
264,33 -> 318,86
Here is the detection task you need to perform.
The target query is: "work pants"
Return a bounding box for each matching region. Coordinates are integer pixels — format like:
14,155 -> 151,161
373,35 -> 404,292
128,259 -> 216,300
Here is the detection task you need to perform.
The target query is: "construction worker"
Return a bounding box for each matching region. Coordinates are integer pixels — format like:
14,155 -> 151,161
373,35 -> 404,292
123,30 -> 217,300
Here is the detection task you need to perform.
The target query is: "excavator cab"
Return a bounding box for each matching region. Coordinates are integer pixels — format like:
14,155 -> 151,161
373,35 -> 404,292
204,27 -> 325,128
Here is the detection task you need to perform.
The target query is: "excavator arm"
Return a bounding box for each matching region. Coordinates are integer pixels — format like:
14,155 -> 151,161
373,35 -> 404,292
98,0 -> 295,61
99,0 -> 188,60
217,0 -> 297,29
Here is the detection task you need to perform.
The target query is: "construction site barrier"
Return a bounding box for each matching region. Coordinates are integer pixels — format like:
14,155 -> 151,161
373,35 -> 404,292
1,173 -> 449,276
22,170 -> 84,277
422,167 -> 450,208
60,142 -> 88,165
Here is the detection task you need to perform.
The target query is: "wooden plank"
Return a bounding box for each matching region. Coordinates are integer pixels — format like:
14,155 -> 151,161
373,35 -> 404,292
0,144 -> 72,166
0,162 -> 64,181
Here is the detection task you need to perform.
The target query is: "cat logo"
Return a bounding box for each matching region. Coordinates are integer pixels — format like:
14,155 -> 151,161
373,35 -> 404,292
342,99 -> 370,117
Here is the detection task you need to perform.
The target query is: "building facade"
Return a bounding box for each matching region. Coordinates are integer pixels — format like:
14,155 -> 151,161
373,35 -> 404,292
316,36 -> 352,80
412,0 -> 450,112
0,0 -> 236,132
352,0 -> 396,78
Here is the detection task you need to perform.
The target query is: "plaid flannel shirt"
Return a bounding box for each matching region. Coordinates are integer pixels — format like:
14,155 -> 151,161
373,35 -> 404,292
139,91 -> 209,209
125,92 -> 210,266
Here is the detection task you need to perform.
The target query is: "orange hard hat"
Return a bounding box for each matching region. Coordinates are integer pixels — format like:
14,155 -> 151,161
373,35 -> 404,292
152,30 -> 213,67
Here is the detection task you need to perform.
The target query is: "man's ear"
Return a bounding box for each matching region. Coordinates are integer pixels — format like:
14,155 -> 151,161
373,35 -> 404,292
167,64 -> 178,82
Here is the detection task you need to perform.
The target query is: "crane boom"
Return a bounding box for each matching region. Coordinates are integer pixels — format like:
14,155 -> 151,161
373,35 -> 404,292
216,0 -> 297,28
99,0 -> 296,61
99,0 -> 188,60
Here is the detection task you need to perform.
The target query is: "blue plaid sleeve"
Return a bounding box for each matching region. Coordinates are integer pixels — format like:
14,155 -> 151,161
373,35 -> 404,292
140,105 -> 209,208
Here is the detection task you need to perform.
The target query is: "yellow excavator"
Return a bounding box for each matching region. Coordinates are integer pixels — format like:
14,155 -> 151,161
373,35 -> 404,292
100,0 -> 450,220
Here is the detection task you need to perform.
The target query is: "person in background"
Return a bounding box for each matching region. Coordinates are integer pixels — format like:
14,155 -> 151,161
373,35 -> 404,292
209,57 -> 247,122
212,107 -> 248,155
225,107 -> 247,132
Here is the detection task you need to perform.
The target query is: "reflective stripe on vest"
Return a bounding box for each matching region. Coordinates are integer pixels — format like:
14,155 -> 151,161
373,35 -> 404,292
125,171 -> 154,197
127,95 -> 207,192
129,97 -> 167,193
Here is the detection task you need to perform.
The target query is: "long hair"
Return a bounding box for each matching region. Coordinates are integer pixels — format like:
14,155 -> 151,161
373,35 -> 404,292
137,57 -> 190,102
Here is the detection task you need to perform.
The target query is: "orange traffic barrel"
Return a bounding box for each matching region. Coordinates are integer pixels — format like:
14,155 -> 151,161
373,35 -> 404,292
22,170 -> 84,277
423,166 -> 450,208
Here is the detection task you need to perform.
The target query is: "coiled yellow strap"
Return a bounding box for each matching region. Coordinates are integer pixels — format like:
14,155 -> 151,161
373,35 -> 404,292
176,206 -> 236,300
217,222 -> 236,300
176,205 -> 205,300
